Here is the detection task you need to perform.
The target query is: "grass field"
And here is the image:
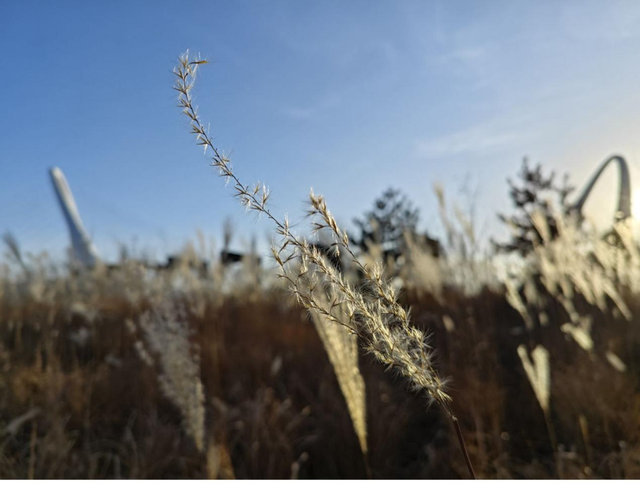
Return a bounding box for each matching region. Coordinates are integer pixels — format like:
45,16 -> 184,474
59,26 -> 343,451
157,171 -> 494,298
2,206 -> 640,478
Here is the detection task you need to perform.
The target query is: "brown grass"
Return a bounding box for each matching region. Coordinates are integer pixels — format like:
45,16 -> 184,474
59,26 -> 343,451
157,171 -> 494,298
0,235 -> 639,478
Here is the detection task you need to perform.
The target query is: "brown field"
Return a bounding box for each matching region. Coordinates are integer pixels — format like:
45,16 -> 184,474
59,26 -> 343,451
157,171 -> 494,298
1,227 -> 639,479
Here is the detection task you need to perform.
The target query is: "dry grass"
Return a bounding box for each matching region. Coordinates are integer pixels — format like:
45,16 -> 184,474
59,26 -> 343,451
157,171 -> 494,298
173,51 -> 474,476
1,228 -> 640,478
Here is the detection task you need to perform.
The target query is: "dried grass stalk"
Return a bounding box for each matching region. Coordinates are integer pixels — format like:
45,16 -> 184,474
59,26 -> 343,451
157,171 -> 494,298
517,344 -> 550,414
310,293 -> 367,455
136,304 -> 205,452
173,51 -> 475,478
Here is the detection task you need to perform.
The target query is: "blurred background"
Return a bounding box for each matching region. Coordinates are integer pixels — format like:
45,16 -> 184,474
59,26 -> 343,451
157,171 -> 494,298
4,0 -> 640,261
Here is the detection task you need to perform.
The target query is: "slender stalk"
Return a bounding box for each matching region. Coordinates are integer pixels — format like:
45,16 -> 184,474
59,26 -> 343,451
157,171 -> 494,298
451,415 -> 476,479
543,409 -> 561,479
173,51 -> 476,479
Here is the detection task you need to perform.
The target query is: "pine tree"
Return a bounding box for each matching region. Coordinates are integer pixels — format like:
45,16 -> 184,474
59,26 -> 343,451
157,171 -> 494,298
494,159 -> 574,256
353,187 -> 440,260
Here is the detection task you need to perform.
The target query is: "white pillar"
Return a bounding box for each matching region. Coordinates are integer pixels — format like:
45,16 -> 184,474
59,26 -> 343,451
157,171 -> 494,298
49,167 -> 100,267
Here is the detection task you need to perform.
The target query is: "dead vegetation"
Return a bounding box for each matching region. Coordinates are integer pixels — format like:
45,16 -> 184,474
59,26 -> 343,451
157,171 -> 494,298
2,211 -> 640,479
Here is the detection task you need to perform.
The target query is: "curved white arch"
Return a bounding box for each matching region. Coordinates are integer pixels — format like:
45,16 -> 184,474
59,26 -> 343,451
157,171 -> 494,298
572,155 -> 631,222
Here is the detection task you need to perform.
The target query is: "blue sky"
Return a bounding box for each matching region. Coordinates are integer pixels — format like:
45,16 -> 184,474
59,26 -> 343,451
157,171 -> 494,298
3,0 -> 640,262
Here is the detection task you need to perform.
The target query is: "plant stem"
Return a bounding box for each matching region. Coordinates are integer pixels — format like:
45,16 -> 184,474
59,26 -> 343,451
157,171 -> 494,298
543,409 -> 561,478
451,415 -> 476,479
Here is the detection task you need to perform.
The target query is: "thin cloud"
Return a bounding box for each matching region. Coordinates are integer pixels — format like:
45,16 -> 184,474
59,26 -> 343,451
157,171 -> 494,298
280,93 -> 341,121
560,1 -> 640,42
414,123 -> 527,159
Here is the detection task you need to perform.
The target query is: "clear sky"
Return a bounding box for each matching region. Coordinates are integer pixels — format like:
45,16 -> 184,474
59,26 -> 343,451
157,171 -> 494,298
3,0 -> 640,262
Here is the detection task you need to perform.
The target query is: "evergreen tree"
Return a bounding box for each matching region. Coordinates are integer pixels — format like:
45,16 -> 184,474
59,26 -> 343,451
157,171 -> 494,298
353,187 -> 440,260
494,159 -> 574,255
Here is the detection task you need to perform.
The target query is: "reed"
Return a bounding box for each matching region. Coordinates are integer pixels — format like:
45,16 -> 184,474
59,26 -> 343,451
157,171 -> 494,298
135,304 -> 206,453
173,51 -> 475,478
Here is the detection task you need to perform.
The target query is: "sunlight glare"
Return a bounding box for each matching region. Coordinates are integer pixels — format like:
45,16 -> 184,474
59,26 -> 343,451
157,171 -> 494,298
634,189 -> 640,220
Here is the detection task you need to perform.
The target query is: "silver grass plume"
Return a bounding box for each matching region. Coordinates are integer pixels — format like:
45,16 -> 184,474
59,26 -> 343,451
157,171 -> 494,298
309,289 -> 367,455
517,344 -> 550,414
136,304 -> 205,452
505,210 -> 635,364
173,51 -> 475,478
